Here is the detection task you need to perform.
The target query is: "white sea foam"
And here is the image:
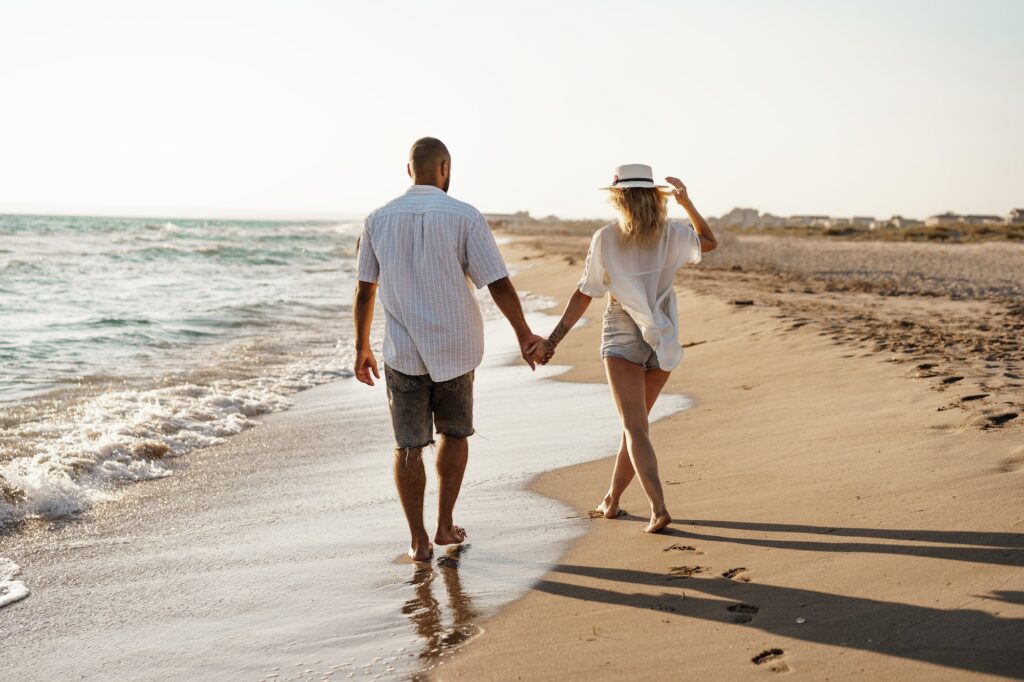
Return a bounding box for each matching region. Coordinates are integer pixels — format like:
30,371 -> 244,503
0,370 -> 344,524
0,558 -> 29,609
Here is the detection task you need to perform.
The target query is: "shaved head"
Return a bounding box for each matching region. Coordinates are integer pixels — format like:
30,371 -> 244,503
409,137 -> 450,174
408,137 -> 451,192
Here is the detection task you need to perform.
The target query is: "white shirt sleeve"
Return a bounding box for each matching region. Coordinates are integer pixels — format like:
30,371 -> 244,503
465,214 -> 509,289
356,218 -> 379,283
677,220 -> 703,265
577,229 -> 609,297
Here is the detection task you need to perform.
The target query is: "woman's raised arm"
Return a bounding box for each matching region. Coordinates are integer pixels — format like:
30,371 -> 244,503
666,177 -> 717,253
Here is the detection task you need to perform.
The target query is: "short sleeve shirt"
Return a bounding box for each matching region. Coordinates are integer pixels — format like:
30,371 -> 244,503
357,185 -> 509,381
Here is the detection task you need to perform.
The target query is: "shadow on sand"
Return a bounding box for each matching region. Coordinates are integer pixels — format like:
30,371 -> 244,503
533,520 -> 1024,678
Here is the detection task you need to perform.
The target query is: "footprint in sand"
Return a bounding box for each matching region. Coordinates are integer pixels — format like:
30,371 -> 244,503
752,648 -> 790,673
663,544 -> 704,555
983,412 -> 1018,429
727,603 -> 759,624
667,565 -> 708,580
722,567 -> 752,582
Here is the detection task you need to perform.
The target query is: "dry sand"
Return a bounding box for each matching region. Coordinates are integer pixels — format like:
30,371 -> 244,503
438,237 -> 1023,680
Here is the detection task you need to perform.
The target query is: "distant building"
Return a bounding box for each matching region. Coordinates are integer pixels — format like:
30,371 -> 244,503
823,217 -> 850,228
926,212 -> 960,227
717,207 -> 761,228
962,214 -> 1004,225
890,215 -> 924,229
760,213 -> 786,227
788,215 -> 830,227
1008,209 -> 1024,225
850,216 -> 875,228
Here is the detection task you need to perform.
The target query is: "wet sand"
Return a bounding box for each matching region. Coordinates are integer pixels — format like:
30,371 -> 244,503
440,236 -> 1024,680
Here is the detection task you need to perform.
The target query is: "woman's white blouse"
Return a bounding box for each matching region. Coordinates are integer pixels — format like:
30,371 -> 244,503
577,220 -> 702,370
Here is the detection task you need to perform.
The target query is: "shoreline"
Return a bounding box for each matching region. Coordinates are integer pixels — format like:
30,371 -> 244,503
0,297 -> 689,680
438,236 -> 1024,680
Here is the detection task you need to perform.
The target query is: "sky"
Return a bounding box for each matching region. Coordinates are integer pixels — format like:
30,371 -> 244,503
1,0 -> 1022,220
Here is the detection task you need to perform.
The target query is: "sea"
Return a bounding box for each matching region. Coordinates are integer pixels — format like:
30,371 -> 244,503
0,214 -> 363,525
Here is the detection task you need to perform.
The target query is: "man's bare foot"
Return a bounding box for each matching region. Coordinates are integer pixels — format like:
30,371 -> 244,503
595,493 -> 621,519
434,524 -> 467,546
409,532 -> 433,562
644,511 -> 672,533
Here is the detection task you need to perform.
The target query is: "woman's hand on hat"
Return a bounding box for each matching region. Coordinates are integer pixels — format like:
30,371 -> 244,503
665,177 -> 689,205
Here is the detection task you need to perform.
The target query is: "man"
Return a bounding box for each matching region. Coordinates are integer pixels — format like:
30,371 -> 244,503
353,137 -> 545,562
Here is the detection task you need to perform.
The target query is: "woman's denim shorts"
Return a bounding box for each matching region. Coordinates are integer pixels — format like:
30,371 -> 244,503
600,299 -> 660,370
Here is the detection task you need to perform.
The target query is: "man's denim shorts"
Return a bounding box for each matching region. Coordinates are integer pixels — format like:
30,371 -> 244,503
384,366 -> 475,449
600,299 -> 660,370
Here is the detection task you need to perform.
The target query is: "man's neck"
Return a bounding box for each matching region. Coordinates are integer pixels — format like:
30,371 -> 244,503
410,177 -> 445,191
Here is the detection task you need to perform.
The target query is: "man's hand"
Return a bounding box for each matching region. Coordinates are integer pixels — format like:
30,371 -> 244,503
665,177 -> 689,206
354,347 -> 380,386
528,338 -> 555,365
519,333 -> 547,370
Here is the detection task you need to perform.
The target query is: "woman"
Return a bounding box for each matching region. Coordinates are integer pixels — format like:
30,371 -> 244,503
536,164 -> 717,533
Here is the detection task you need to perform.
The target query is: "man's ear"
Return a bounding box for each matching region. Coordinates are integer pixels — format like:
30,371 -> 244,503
407,162 -> 412,179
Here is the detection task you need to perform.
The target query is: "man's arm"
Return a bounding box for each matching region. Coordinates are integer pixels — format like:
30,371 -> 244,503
486,276 -> 545,370
353,280 -> 380,386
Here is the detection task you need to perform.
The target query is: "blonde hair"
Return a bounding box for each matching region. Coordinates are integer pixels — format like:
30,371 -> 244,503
608,187 -> 671,246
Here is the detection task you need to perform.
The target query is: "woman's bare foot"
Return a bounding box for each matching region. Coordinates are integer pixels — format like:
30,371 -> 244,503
595,493 -> 621,519
644,511 -> 672,533
434,524 -> 467,546
409,532 -> 434,562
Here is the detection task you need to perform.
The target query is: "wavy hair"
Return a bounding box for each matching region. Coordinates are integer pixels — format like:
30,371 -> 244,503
608,187 -> 671,247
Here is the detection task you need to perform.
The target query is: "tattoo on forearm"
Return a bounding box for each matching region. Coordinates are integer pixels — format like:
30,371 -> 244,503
548,321 -> 569,348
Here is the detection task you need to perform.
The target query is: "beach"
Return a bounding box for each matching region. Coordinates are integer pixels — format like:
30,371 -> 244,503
1,232 -> 1022,680
441,236 -> 1024,680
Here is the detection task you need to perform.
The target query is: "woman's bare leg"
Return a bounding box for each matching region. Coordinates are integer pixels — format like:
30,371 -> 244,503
597,367 -> 671,518
602,357 -> 672,532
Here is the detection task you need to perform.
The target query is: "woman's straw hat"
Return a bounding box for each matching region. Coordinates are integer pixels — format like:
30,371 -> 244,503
599,163 -> 669,190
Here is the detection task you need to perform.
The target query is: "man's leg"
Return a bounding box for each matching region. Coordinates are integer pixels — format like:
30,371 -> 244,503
432,370 -> 474,546
385,366 -> 435,561
435,435 -> 468,545
394,447 -> 432,561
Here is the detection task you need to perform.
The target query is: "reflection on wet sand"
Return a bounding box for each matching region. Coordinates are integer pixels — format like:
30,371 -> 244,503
403,544 -> 481,670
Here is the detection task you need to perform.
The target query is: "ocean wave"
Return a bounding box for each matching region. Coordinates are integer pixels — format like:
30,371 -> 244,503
0,558 -> 29,609
0,327 -> 366,529
0,381 -> 291,524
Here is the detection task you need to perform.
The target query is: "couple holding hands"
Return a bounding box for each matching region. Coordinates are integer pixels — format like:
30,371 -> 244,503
354,137 -> 716,561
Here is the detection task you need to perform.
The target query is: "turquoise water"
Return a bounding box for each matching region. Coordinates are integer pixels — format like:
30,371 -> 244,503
0,214 -> 364,524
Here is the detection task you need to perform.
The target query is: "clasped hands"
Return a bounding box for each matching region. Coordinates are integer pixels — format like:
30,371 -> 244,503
519,334 -> 555,369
